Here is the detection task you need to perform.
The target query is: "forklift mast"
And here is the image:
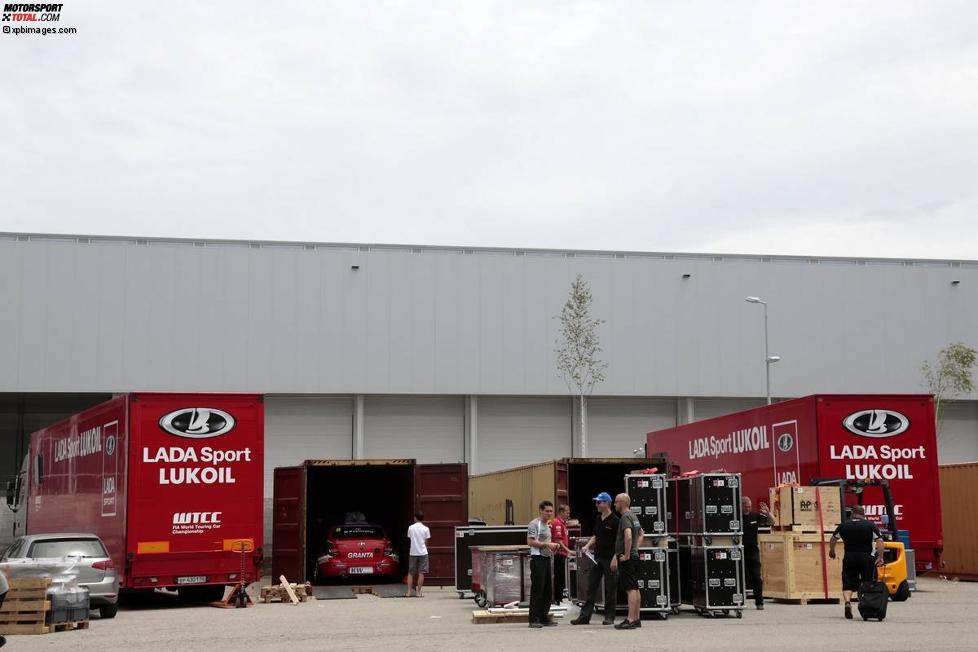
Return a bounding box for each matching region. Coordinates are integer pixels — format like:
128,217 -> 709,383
810,478 -> 899,539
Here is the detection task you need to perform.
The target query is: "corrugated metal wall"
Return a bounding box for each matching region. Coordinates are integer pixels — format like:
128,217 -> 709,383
3,235 -> 977,400
939,463 -> 978,577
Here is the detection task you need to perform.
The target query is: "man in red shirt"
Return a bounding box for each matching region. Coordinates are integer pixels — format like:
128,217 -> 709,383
550,504 -> 572,605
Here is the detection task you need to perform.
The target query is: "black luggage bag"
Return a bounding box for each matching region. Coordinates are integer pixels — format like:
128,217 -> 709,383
857,580 -> 888,621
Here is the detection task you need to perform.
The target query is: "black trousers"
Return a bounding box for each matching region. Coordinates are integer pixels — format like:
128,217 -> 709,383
529,556 -> 553,624
745,555 -> 763,606
553,555 -> 567,603
579,557 -> 617,621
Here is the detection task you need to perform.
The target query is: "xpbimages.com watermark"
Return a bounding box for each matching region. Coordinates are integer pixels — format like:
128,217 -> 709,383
2,3 -> 78,36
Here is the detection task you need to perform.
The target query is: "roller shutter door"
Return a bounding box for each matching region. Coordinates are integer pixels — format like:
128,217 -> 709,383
587,398 -> 677,458
363,396 -> 464,462
264,396 -> 354,547
478,397 -> 572,472
939,401 -> 978,463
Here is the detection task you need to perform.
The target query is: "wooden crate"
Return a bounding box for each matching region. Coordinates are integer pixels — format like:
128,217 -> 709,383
0,577 -> 51,635
769,485 -> 842,532
760,532 -> 842,603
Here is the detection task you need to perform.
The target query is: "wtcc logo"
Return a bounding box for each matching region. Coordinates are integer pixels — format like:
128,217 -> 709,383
172,511 -> 222,536
2,3 -> 64,22
173,511 -> 222,525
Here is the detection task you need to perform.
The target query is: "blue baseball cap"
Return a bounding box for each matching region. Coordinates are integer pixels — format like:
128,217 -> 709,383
593,492 -> 613,503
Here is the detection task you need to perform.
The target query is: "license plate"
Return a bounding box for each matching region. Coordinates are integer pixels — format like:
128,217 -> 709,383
175,576 -> 208,585
349,567 -> 374,575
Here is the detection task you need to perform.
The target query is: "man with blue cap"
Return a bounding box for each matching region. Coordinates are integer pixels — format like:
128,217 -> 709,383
570,491 -> 620,625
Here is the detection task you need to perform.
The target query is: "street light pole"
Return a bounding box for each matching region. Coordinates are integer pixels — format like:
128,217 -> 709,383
746,296 -> 779,405
762,301 -> 771,405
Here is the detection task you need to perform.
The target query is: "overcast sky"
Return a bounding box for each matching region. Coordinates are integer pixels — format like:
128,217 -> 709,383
2,1 -> 977,258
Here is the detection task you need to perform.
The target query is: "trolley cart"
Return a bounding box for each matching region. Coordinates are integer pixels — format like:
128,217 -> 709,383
479,546 -> 535,608
454,525 -> 530,599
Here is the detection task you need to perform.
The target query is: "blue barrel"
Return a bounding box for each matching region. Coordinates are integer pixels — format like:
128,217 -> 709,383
897,529 -> 911,549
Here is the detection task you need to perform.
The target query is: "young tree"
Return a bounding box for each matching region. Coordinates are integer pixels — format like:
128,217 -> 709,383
921,342 -> 977,436
555,274 -> 608,457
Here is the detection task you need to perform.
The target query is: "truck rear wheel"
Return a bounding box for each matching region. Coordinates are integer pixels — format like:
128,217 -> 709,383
178,585 -> 227,602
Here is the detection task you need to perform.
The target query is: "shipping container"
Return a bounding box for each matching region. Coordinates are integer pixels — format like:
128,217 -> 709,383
939,462 -> 978,579
4,393 -> 264,600
647,394 -> 942,573
469,457 -> 670,536
272,460 -> 467,586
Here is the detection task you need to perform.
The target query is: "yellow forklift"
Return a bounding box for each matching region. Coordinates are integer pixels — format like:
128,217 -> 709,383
812,478 -> 912,601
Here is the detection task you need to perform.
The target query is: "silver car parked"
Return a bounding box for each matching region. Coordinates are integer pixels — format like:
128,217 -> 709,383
1,533 -> 120,618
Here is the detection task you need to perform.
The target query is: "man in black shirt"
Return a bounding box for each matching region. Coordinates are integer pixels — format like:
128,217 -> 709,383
742,496 -> 774,610
570,491 -> 620,626
830,505 -> 885,619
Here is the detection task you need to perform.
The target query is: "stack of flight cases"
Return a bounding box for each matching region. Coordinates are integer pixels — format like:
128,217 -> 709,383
671,473 -> 746,618
573,474 -> 674,619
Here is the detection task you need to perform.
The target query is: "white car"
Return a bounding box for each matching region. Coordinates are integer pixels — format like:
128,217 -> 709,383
1,533 -> 120,619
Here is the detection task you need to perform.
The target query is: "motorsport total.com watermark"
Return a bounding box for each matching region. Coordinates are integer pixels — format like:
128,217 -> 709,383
2,3 -> 77,36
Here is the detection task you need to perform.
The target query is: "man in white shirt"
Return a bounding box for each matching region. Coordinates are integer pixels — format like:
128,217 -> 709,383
406,511 -> 431,597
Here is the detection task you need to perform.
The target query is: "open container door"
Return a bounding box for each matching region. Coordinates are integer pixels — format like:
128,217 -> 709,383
415,463 -> 468,586
272,465 -> 306,582
555,461 -> 569,510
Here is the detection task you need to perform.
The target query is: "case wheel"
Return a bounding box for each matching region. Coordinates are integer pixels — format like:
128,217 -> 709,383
474,590 -> 489,609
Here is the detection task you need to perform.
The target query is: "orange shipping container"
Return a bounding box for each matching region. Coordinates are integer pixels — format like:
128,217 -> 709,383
939,462 -> 978,578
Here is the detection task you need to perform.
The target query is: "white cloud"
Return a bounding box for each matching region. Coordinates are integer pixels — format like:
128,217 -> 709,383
1,1 -> 976,258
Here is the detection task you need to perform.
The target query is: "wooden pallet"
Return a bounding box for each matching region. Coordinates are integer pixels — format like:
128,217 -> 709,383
472,609 -> 532,624
771,596 -> 842,605
260,583 -> 311,603
51,620 -> 90,633
472,609 -> 565,624
0,578 -> 51,636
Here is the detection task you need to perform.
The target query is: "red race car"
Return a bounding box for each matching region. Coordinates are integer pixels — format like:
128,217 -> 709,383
316,523 -> 400,581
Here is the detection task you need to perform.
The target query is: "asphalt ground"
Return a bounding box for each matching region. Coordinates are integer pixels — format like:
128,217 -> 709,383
5,576 -> 977,651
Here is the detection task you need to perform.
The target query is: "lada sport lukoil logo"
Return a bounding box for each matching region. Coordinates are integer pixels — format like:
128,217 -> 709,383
777,433 -> 794,452
159,408 -> 236,439
842,410 -> 910,438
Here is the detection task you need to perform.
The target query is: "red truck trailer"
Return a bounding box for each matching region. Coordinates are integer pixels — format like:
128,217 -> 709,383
6,393 -> 264,600
647,395 -> 942,573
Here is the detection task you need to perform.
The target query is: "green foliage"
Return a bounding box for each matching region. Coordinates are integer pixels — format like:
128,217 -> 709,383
555,274 -> 608,456
555,274 -> 607,395
921,342 -> 977,435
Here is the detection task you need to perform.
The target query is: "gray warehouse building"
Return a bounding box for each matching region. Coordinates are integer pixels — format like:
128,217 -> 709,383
1,232 -> 977,544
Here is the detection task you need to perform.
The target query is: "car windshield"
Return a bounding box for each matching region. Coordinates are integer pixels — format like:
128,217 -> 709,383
29,539 -> 107,558
333,525 -> 384,539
